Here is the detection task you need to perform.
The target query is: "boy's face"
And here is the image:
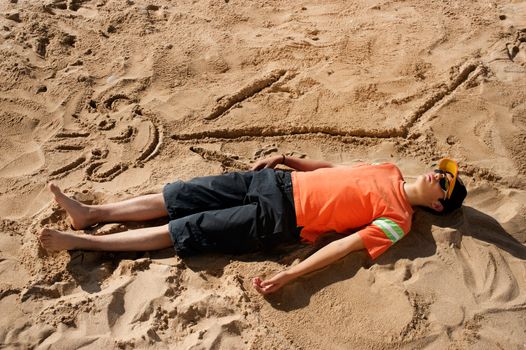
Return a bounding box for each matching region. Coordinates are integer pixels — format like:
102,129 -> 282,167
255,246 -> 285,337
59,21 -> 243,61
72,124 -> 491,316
415,170 -> 454,212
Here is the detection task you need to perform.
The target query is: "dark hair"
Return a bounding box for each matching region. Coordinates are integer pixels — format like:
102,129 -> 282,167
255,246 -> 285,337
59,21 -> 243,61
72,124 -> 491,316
429,176 -> 467,215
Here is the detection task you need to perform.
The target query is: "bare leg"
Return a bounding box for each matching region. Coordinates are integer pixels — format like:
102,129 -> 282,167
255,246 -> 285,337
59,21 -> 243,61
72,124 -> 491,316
49,183 -> 169,229
38,225 -> 173,252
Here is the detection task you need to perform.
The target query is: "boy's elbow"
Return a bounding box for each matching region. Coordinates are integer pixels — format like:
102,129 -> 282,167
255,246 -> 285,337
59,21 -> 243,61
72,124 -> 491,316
330,240 -> 357,257
339,234 -> 365,254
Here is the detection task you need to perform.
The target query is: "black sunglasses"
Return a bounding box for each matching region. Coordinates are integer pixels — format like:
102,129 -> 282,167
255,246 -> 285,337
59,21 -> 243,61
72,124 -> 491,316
434,169 -> 452,198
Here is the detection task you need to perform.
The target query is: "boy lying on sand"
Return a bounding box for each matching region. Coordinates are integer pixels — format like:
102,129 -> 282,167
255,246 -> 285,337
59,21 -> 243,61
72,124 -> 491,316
39,156 -> 467,295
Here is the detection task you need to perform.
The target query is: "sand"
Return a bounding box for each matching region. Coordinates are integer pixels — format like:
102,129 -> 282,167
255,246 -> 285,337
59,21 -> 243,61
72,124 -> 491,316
1,0 -> 525,349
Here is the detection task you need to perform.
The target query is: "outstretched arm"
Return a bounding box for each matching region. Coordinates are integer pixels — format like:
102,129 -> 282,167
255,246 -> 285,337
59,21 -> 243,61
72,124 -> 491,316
251,155 -> 334,172
253,233 -> 365,295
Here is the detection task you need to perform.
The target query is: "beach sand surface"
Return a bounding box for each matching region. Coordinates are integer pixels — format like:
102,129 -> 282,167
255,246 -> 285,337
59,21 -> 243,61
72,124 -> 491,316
1,0 -> 525,349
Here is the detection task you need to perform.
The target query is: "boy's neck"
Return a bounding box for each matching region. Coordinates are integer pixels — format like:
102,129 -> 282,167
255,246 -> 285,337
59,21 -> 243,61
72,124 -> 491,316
403,182 -> 422,207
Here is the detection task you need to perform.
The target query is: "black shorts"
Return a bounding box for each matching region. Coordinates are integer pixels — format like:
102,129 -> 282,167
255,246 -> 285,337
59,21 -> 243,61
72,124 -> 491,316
162,169 -> 299,257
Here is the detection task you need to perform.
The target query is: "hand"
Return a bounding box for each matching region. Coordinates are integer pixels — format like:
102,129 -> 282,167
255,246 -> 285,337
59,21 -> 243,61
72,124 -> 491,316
251,155 -> 283,171
252,271 -> 293,295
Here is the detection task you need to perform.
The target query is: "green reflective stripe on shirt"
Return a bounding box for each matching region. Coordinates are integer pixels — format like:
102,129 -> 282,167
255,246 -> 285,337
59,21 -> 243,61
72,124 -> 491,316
372,218 -> 404,243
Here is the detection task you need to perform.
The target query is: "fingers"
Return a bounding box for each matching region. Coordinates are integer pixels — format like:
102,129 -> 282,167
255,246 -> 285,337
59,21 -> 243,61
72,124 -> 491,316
253,161 -> 274,170
251,156 -> 280,171
251,162 -> 265,171
252,277 -> 264,294
261,284 -> 279,295
252,277 -> 280,295
253,277 -> 271,294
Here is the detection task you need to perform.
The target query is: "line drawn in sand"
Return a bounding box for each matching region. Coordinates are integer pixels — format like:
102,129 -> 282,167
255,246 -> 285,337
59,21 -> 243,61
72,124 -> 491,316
189,146 -> 251,172
171,60 -> 513,189
178,60 -> 487,143
204,69 -> 292,121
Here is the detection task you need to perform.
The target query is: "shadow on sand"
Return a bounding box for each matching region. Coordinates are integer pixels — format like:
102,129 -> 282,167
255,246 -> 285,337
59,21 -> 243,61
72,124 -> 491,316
63,206 -> 525,304
265,205 -> 526,311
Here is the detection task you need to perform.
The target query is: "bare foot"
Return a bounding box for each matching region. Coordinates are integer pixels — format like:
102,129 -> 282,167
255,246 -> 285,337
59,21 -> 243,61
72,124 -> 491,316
48,183 -> 94,230
38,228 -> 88,251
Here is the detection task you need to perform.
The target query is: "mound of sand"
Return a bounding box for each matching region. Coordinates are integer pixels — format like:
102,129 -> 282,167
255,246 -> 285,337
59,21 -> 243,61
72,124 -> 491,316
1,0 -> 525,349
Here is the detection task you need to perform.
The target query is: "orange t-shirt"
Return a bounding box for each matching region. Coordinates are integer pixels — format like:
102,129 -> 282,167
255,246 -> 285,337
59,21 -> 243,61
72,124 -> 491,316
291,163 -> 414,259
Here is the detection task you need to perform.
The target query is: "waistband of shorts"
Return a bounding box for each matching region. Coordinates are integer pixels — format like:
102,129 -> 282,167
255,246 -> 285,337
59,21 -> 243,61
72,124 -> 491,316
274,170 -> 300,239
274,170 -> 294,205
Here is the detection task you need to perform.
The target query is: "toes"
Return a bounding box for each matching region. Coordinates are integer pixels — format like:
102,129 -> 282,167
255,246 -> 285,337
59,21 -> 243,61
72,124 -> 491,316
39,228 -> 51,237
48,182 -> 56,192
48,182 -> 61,195
39,235 -> 50,246
39,230 -> 51,245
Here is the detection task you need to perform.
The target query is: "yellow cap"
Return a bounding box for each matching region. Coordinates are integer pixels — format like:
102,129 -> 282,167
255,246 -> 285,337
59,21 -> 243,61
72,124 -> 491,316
438,158 -> 458,199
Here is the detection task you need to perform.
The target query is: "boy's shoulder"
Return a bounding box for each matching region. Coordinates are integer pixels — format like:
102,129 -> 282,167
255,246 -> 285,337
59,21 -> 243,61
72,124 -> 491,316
336,162 -> 399,172
335,161 -> 396,167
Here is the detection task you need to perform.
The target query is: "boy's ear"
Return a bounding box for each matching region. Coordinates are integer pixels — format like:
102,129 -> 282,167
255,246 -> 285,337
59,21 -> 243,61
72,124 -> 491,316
431,201 -> 444,212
